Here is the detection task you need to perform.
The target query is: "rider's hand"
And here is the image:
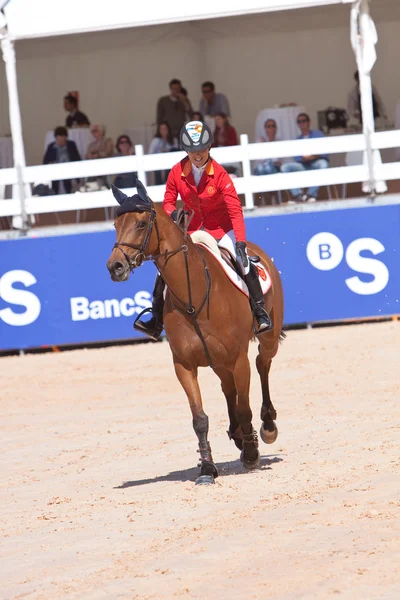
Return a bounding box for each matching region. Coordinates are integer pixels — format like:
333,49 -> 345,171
170,210 -> 178,223
235,241 -> 249,270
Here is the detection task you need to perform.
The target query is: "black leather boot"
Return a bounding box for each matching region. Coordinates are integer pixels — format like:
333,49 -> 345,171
244,265 -> 273,333
134,274 -> 165,341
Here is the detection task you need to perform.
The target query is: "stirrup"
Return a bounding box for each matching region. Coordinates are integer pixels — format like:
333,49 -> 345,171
254,309 -> 273,334
133,307 -> 163,341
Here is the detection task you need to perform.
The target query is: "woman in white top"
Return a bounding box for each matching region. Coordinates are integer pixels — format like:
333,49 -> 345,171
148,121 -> 178,184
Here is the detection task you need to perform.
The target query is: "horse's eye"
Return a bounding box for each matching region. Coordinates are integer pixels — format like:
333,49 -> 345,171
137,221 -> 146,230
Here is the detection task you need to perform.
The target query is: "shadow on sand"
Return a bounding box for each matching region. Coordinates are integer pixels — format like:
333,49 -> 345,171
115,455 -> 284,489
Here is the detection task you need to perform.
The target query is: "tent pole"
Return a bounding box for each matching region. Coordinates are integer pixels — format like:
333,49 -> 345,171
350,0 -> 386,198
0,30 -> 30,232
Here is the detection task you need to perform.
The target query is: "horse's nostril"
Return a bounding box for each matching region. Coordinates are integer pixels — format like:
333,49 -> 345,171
113,261 -> 125,275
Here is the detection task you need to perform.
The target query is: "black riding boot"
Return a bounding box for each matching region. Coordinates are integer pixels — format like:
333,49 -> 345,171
134,274 -> 165,341
244,265 -> 273,333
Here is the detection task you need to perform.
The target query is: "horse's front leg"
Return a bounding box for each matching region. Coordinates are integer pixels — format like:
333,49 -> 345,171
173,358 -> 218,485
213,367 -> 243,450
233,353 -> 260,470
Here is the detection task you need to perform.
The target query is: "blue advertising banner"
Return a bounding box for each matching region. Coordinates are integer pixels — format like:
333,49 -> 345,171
0,204 -> 399,350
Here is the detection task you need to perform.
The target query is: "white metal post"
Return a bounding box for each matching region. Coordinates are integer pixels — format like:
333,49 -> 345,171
351,0 -> 387,196
0,27 -> 31,231
240,134 -> 254,210
134,144 -> 147,188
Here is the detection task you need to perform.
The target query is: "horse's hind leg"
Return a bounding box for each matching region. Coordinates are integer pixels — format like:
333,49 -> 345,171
233,354 -> 260,470
213,367 -> 243,450
173,358 -> 218,485
256,344 -> 278,444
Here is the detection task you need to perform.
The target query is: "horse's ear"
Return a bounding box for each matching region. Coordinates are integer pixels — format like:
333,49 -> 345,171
111,184 -> 128,205
136,179 -> 151,205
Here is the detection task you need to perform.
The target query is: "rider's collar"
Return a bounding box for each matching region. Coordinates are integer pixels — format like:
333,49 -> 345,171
181,157 -> 214,178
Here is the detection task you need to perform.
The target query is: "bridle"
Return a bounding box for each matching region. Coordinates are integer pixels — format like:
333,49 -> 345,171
113,206 -> 213,366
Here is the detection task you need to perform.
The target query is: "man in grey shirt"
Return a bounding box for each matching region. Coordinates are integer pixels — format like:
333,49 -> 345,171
156,78 -> 193,138
199,81 -> 231,117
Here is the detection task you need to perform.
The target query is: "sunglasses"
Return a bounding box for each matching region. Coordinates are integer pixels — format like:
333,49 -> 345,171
266,124 -> 277,128
297,119 -> 309,124
119,139 -> 130,144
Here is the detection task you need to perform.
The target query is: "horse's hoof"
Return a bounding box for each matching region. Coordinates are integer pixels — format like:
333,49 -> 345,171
260,422 -> 278,444
240,448 -> 260,470
195,475 -> 215,485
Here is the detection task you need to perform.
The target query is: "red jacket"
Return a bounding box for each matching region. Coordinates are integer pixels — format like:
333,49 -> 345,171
163,157 -> 246,242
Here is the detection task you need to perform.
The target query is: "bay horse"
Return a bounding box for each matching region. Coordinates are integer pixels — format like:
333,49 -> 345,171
106,181 -> 284,485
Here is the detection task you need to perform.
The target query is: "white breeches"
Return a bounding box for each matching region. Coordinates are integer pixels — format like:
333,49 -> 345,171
218,230 -> 250,275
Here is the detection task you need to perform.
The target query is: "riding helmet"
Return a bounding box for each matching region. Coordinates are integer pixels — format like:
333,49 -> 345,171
180,120 -> 213,153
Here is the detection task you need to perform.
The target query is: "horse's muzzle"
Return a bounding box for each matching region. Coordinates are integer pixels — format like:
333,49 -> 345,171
107,260 -> 130,282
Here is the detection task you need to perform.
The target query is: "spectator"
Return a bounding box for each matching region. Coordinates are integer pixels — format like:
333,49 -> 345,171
156,78 -> 193,138
86,124 -> 114,159
43,125 -> 81,194
213,113 -> 238,147
280,113 -> 329,203
148,121 -> 178,185
82,124 -> 114,191
64,95 -> 90,128
180,87 -> 194,115
348,70 -> 387,125
254,119 -> 281,176
192,111 -> 203,121
199,81 -> 230,118
113,135 -> 137,189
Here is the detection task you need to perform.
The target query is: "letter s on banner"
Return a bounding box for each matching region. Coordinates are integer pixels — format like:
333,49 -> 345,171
345,238 -> 389,295
0,270 -> 41,326
306,232 -> 344,271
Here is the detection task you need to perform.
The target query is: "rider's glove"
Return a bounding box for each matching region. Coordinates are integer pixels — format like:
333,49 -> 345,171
170,210 -> 178,223
235,241 -> 249,270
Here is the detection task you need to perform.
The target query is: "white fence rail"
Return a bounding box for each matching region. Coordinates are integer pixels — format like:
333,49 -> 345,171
0,130 -> 400,219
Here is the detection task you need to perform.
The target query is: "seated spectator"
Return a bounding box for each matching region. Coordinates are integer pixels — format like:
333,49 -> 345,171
280,113 -> 329,203
254,119 -> 281,176
199,81 -> 230,118
192,111 -> 204,121
148,121 -> 178,185
213,112 -> 238,147
86,124 -> 114,159
180,87 -> 194,116
43,125 -> 81,194
113,135 -> 137,189
348,70 -> 387,125
156,78 -> 193,138
81,125 -> 114,191
64,95 -> 90,128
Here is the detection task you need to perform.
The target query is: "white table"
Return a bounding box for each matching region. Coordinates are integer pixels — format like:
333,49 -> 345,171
125,124 -> 157,154
44,128 -> 94,160
255,106 -> 305,142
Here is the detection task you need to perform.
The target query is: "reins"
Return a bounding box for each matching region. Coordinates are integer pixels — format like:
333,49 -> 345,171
113,206 -> 213,367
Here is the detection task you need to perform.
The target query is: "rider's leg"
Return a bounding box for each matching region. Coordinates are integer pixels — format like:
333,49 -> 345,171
134,272 -> 165,341
218,231 -> 272,333
244,264 -> 272,333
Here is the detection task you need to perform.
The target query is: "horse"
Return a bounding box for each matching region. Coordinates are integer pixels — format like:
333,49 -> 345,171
106,181 -> 284,485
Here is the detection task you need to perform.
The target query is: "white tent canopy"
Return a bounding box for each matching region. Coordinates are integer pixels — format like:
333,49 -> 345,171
4,0 -> 353,40
0,0 -> 383,230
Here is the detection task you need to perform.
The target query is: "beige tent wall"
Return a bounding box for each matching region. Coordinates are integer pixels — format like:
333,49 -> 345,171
0,2 -> 398,165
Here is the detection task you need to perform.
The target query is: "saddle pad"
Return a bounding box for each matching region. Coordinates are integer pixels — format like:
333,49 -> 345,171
196,242 -> 272,297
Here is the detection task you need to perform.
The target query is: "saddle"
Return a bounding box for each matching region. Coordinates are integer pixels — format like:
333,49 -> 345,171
190,231 -> 271,297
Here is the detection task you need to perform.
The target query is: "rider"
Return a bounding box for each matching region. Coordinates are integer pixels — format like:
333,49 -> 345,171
134,120 -> 273,341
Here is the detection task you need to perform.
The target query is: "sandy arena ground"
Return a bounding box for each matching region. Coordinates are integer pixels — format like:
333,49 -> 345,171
1,321 -> 400,600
